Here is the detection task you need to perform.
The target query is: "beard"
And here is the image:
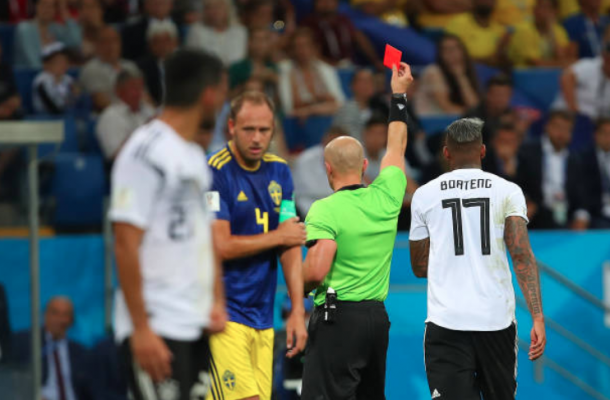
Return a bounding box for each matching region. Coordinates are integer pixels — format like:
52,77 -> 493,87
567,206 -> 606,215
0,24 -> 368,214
474,5 -> 494,18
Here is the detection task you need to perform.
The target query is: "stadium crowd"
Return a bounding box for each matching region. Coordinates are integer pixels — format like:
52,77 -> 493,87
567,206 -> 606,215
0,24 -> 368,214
0,0 -> 608,231
0,0 -> 608,398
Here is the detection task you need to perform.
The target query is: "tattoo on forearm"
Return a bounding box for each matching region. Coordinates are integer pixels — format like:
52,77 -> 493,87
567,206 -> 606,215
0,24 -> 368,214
410,238 -> 430,278
505,217 -> 543,318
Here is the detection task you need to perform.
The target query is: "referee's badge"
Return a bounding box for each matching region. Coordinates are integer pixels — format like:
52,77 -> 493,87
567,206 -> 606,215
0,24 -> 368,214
268,181 -> 282,206
223,370 -> 236,391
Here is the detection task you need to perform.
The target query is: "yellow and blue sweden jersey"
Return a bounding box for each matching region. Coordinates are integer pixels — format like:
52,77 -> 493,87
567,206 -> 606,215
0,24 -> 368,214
207,143 -> 294,329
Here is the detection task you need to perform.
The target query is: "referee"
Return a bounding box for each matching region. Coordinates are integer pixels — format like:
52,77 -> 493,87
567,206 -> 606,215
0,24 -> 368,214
301,62 -> 413,400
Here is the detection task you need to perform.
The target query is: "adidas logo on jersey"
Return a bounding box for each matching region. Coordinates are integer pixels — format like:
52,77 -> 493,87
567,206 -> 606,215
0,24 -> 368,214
397,103 -> 405,110
432,389 -> 441,399
237,191 -> 248,202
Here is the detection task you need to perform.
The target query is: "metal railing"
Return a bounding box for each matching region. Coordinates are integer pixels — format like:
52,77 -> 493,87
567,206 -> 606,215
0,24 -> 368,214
517,339 -> 610,400
514,259 -> 610,400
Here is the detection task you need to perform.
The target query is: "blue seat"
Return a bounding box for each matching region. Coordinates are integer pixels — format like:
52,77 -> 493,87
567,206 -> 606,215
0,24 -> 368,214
25,114 -> 80,156
14,67 -> 39,114
51,153 -> 106,227
283,116 -> 334,151
513,68 -> 562,111
337,68 -> 355,99
419,115 -> 460,136
0,24 -> 15,65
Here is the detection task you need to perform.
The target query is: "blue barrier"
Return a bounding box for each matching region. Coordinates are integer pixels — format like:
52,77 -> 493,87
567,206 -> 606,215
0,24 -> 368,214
1,232 -> 609,399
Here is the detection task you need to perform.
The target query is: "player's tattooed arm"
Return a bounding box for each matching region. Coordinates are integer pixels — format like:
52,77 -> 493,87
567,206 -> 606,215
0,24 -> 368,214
410,238 -> 430,278
505,216 -> 543,319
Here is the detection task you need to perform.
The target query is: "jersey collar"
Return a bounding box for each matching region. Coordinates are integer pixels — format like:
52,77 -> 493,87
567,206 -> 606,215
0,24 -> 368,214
337,184 -> 365,192
228,141 -> 261,172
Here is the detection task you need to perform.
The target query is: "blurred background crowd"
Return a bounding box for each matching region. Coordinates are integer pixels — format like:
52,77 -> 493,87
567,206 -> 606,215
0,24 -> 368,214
0,0 -> 609,398
0,0 -> 609,233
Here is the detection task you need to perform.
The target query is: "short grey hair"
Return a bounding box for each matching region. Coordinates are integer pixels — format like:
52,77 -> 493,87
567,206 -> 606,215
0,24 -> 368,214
445,118 -> 484,145
147,19 -> 178,41
115,66 -> 142,87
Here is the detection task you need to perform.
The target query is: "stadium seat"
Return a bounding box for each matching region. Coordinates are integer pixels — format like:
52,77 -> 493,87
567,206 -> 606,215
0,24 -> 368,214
25,115 -> 80,157
0,24 -> 15,65
14,67 -> 39,114
283,116 -> 334,151
338,68 -> 355,99
50,153 -> 106,227
513,68 -> 562,111
419,115 -> 460,136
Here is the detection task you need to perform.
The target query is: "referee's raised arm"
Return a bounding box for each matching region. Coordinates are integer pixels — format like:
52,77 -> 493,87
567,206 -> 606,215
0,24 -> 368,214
380,62 -> 414,175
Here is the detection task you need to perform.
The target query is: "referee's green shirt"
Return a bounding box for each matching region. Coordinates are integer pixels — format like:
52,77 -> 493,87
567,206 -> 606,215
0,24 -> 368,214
305,166 -> 407,306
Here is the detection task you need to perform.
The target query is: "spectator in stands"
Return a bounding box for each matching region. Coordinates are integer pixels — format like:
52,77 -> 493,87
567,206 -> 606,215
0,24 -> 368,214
492,0 -> 535,27
571,118 -> 610,229
351,0 -> 409,27
136,19 -> 178,106
229,28 -> 279,100
80,26 -> 140,112
243,0 -> 297,38
408,0 -> 471,30
186,0 -> 248,66
517,110 -> 579,229
89,335 -> 128,400
278,28 -> 345,118
332,69 -> 377,140
293,126 -> 346,216
79,0 -> 106,62
415,34 -> 480,116
563,0 -> 610,58
446,0 -> 510,67
0,42 -> 22,121
96,69 -> 155,162
14,0 -> 82,68
557,25 -> 610,120
11,296 -> 94,400
482,122 -> 520,181
301,0 -> 384,69
508,0 -> 575,68
0,283 -> 10,364
465,74 -> 534,143
33,43 -> 78,115
121,0 -> 176,61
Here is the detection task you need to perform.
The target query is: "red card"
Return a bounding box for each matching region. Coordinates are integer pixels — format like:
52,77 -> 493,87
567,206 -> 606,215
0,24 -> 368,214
383,44 -> 402,69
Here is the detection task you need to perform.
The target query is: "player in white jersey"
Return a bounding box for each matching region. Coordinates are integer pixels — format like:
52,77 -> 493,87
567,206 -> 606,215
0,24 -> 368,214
409,118 -> 546,400
110,49 -> 227,400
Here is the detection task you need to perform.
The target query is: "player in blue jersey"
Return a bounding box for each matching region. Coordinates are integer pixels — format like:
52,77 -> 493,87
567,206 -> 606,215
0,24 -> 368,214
205,91 -> 307,400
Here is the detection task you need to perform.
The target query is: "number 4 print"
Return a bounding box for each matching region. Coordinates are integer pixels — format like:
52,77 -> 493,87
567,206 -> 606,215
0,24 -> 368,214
442,198 -> 490,256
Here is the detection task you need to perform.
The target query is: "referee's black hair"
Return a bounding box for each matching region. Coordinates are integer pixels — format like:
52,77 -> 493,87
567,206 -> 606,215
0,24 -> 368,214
163,49 -> 223,108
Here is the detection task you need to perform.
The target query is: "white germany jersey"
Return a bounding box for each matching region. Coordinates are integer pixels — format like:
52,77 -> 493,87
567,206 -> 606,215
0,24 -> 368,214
410,168 -> 528,331
109,119 -> 215,342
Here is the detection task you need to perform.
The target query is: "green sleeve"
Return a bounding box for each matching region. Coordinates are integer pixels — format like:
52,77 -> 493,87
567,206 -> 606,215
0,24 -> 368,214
305,200 -> 337,241
369,166 -> 408,209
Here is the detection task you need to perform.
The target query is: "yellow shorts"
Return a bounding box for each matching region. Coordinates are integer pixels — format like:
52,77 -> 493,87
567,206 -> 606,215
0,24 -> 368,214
206,321 -> 274,400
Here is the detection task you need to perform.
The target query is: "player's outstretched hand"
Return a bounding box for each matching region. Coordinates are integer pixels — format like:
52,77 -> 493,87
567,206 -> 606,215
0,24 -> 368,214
131,327 -> 173,382
529,318 -> 546,361
391,62 -> 414,94
208,301 -> 228,334
285,310 -> 308,358
277,217 -> 307,247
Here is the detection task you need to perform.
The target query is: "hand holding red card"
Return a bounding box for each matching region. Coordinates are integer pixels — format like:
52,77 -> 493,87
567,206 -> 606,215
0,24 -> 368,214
383,44 -> 402,70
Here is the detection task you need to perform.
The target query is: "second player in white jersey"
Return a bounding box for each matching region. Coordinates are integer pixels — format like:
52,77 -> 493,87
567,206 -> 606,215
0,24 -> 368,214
410,168 -> 528,331
110,119 -> 215,341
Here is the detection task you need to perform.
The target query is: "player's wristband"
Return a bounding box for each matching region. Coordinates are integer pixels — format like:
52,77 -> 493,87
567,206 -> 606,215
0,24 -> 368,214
279,199 -> 297,223
388,93 -> 408,124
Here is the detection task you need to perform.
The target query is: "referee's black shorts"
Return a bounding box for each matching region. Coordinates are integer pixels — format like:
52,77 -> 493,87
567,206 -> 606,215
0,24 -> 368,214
120,334 -> 211,400
424,322 -> 518,400
301,300 -> 390,400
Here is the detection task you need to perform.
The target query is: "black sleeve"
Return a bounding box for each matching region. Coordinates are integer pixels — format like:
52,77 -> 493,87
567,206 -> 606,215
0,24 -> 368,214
36,81 -> 64,114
